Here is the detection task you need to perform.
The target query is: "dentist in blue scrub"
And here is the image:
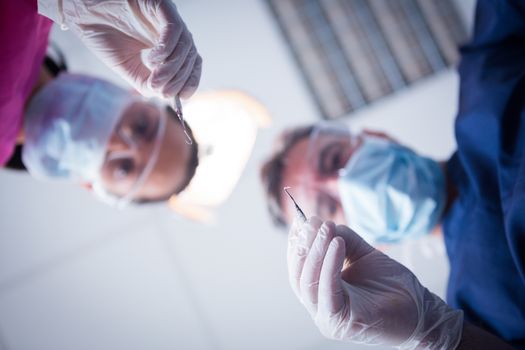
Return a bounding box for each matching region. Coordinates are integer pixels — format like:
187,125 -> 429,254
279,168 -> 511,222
286,0 -> 525,349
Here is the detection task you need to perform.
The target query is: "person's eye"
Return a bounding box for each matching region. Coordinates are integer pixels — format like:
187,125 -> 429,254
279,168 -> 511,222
331,151 -> 343,171
326,197 -> 337,216
321,145 -> 344,175
131,114 -> 150,140
318,194 -> 338,219
113,158 -> 135,181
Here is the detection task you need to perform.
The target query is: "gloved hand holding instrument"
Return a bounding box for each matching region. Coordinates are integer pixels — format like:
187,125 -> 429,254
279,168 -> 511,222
288,216 -> 464,349
285,183 -> 464,350
37,0 -> 202,102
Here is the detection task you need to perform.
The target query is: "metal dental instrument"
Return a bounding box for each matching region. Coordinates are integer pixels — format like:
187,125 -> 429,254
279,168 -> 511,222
284,187 -> 307,223
172,96 -> 193,145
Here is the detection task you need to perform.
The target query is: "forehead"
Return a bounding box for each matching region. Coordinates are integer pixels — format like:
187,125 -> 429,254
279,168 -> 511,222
281,130 -> 350,183
119,101 -> 159,123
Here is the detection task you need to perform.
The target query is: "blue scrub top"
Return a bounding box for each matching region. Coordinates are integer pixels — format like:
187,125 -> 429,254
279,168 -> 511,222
443,0 -> 525,347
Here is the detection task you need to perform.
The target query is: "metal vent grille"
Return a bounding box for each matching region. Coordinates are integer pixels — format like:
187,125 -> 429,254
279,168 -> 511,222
267,0 -> 467,119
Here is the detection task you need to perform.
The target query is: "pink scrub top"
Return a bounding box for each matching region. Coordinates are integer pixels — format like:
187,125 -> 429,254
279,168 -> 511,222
0,1 -> 52,165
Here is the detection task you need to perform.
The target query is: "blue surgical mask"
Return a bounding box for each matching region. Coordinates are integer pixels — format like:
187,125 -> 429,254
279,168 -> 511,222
22,74 -> 134,182
338,136 -> 446,244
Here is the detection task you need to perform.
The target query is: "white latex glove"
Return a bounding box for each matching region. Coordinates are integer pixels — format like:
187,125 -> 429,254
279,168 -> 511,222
288,217 -> 464,349
38,0 -> 202,99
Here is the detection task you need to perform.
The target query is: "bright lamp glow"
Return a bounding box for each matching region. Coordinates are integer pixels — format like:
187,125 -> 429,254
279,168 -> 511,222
169,90 -> 271,222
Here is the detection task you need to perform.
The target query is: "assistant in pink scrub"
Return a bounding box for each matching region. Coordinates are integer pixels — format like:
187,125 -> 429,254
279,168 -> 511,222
0,0 -> 53,165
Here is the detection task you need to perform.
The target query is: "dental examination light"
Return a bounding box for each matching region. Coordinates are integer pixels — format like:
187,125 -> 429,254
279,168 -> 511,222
168,90 -> 271,222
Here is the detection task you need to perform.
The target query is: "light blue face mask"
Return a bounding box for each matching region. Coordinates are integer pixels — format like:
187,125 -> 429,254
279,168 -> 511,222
338,136 -> 446,244
22,74 -> 134,183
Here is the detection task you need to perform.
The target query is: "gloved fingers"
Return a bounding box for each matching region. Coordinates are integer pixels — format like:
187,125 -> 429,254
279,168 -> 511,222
149,28 -> 193,90
148,0 -> 191,66
287,217 -> 323,299
163,26 -> 193,64
287,216 -> 304,287
335,224 -> 375,266
148,21 -> 184,67
90,32 -> 152,94
287,217 -> 301,263
152,0 -> 183,27
161,46 -> 199,98
288,216 -> 303,241
129,60 -> 155,95
178,54 -> 202,99
300,221 -> 336,315
318,236 -> 347,316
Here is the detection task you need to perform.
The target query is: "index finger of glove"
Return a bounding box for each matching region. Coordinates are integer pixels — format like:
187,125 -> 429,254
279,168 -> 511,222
148,22 -> 184,66
178,55 -> 202,99
160,45 -> 198,97
318,236 -> 347,316
142,0 -> 186,61
154,0 -> 184,26
287,216 -> 322,298
300,221 -> 336,316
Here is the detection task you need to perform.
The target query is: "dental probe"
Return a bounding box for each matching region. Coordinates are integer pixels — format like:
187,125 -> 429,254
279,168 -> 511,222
171,96 -> 193,145
283,187 -> 307,223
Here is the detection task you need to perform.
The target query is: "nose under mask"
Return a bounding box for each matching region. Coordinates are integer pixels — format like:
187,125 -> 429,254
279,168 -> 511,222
338,136 -> 446,244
